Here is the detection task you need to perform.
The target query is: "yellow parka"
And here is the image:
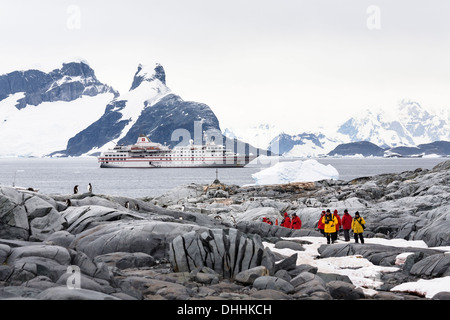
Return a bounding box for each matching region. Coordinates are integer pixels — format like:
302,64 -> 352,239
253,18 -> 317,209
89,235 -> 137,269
322,214 -> 338,233
352,217 -> 366,234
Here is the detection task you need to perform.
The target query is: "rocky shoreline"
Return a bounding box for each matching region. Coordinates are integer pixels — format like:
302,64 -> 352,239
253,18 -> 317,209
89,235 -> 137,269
0,160 -> 449,300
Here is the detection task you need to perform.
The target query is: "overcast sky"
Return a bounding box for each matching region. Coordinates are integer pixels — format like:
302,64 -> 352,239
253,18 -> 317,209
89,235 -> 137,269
1,0 -> 449,134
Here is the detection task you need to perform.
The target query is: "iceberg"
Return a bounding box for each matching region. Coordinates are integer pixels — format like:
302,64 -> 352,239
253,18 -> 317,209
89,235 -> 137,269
251,159 -> 339,185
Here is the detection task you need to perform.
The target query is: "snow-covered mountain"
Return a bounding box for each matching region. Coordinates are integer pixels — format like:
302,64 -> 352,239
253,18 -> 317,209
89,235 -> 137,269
337,107 -> 415,148
267,132 -> 342,157
337,102 -> 449,149
0,61 -> 117,157
223,123 -> 282,150
256,101 -> 449,157
0,61 -> 265,158
1,60 -> 448,158
396,100 -> 450,145
62,63 -> 222,156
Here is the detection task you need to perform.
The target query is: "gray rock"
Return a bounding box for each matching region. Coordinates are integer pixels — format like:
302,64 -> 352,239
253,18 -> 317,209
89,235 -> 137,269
8,256 -> 68,283
169,228 -> 269,278
288,264 -> 318,277
327,280 -> 365,300
432,291 -> 450,300
23,275 -> 56,291
274,253 -> 298,273
290,272 -> 331,299
318,243 -> 442,267
290,271 -> 315,288
401,252 -> 423,273
371,291 -> 406,300
63,205 -> 143,234
260,247 -> 276,275
119,276 -> 191,300
72,251 -> 112,281
252,276 -> 294,294
234,266 -> 269,285
44,231 -> 75,248
236,221 -> 322,238
0,244 -> 11,263
0,187 -> 31,240
36,286 -> 120,300
190,267 -> 220,285
8,245 -> 71,265
274,269 -> 292,282
274,240 -> 304,251
0,286 -> 42,299
71,220 -> 208,260
410,253 -> 450,277
0,265 -> 13,281
316,272 -> 352,284
94,252 -> 155,270
249,289 -> 291,300
56,273 -> 108,293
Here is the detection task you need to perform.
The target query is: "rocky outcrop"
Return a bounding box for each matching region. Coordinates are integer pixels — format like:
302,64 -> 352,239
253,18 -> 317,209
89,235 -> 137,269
317,243 -> 443,267
149,160 -> 450,248
169,228 -> 273,278
0,160 -> 450,300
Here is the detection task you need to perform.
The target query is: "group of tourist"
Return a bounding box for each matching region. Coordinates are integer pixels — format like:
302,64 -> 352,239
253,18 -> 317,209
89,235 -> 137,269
261,212 -> 302,229
318,209 -> 366,244
261,208 -> 366,244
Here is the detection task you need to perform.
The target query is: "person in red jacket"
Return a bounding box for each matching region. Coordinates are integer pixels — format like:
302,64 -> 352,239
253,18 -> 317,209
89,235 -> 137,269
332,209 -> 342,242
280,212 -> 291,228
318,211 -> 325,236
290,213 -> 302,229
341,209 -> 352,242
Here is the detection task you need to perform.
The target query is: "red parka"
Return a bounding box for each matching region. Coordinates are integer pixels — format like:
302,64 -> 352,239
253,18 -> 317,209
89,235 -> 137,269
341,212 -> 352,230
291,214 -> 302,229
318,212 -> 325,230
333,210 -> 342,231
281,212 -> 291,228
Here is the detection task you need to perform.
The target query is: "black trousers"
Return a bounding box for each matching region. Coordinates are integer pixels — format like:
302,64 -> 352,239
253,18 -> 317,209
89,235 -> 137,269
343,229 -> 350,242
326,233 -> 337,244
331,231 -> 338,242
354,233 -> 364,244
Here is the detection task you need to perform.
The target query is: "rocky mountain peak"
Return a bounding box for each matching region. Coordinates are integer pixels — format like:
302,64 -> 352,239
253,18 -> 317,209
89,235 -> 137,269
0,61 -> 117,110
57,61 -> 95,78
130,63 -> 166,91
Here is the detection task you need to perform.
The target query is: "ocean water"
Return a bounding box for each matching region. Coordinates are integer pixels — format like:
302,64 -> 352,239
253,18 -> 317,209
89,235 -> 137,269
0,157 -> 446,199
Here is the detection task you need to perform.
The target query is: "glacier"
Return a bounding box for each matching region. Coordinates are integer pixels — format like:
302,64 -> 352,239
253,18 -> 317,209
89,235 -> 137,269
0,91 -> 115,157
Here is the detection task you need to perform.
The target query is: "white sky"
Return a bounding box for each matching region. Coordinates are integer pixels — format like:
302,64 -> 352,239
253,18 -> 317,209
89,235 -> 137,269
1,0 -> 450,134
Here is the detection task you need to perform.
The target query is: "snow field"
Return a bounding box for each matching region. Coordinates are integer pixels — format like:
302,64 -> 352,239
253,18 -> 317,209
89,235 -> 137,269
265,236 -> 450,298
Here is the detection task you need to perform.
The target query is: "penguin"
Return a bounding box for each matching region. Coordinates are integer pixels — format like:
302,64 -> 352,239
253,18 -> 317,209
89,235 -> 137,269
134,203 -> 140,211
125,201 -> 130,209
88,183 -> 92,193
73,185 -> 79,194
62,199 -> 72,212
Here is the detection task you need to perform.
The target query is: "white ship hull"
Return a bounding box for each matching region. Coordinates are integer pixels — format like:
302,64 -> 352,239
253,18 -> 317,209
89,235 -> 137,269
98,134 -> 255,168
98,156 -> 251,168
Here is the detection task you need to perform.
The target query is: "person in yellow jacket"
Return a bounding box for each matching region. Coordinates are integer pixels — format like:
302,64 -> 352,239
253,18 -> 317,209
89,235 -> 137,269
352,211 -> 366,244
322,209 -> 339,244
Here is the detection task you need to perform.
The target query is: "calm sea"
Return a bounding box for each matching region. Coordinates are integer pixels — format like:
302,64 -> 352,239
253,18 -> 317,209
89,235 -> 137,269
0,157 -> 446,198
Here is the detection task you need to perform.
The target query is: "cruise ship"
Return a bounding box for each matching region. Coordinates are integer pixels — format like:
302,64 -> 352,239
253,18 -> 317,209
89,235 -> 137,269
98,134 -> 255,168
